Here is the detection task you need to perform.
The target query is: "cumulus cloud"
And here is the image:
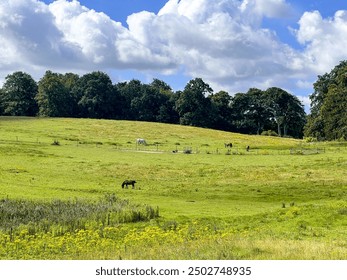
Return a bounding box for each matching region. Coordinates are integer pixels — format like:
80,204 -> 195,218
0,1 -> 63,66
241,0 -> 295,19
0,0 -> 346,98
0,0 -> 175,82
144,0 -> 305,92
295,10 -> 347,73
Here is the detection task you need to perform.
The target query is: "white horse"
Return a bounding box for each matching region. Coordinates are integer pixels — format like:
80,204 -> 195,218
136,138 -> 147,145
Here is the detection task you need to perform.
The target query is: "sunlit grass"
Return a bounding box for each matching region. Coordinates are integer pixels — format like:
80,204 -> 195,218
0,117 -> 346,259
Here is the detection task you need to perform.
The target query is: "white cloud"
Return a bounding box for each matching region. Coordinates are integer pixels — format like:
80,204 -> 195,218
0,0 -> 346,99
0,0 -> 175,81
296,80 -> 313,89
140,0 -> 305,92
295,10 -> 347,73
254,0 -> 294,18
48,0 -> 174,69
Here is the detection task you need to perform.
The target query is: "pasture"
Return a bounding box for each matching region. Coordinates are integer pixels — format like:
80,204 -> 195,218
0,116 -> 346,259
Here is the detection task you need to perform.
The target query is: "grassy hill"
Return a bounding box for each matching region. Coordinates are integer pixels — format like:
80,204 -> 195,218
0,117 -> 346,259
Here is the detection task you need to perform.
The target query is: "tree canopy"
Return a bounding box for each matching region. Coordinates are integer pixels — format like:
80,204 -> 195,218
0,71 -> 38,116
305,60 -> 347,140
74,71 -> 118,119
175,78 -> 216,128
265,87 -> 306,138
36,71 -> 76,117
1,70 -> 310,138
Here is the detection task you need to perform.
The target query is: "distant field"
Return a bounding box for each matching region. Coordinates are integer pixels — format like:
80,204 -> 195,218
0,117 -> 346,259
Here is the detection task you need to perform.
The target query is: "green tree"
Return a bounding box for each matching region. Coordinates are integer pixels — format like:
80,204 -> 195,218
130,84 -> 167,122
304,73 -> 331,139
265,87 -> 306,138
175,78 -> 216,128
320,82 -> 347,140
61,73 -> 80,116
0,71 -> 38,116
117,79 -> 144,120
230,89 -> 272,135
0,89 -> 3,115
246,88 -> 272,135
36,71 -> 75,117
305,61 -> 347,140
150,78 -> 172,93
156,95 -> 180,124
230,92 -> 253,133
150,79 -> 179,124
73,71 -> 117,119
209,90 -> 233,131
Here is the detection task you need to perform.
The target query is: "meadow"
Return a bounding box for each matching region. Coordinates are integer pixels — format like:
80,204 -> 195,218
0,116 -> 346,259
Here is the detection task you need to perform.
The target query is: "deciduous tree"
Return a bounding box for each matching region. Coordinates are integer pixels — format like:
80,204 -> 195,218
175,78 -> 216,128
265,87 -> 306,138
36,71 -> 75,117
0,71 -> 38,116
305,61 -> 347,140
209,90 -> 233,131
73,71 -> 117,119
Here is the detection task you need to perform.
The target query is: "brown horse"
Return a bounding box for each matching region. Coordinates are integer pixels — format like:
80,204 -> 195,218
122,180 -> 136,189
224,142 -> 232,148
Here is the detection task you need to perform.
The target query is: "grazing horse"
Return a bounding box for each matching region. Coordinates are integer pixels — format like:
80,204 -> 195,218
136,138 -> 147,145
122,180 -> 136,189
224,142 -> 233,148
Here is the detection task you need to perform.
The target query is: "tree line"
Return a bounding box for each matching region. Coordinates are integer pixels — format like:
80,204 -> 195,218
0,70 -> 307,138
304,60 -> 347,141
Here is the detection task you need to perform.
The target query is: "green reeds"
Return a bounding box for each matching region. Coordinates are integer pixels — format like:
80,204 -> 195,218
0,194 -> 159,237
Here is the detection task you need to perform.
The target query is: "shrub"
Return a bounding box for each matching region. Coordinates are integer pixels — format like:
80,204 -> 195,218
304,137 -> 318,143
183,147 -> 192,154
261,130 -> 278,137
51,140 -> 60,146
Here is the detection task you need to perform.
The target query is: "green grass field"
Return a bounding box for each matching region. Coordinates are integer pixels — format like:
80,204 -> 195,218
0,117 -> 346,259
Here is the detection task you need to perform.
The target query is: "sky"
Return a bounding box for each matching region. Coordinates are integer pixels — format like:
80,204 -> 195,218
1,0 -> 347,111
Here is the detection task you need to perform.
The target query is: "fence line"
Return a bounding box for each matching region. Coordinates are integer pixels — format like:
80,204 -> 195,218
1,137 -> 346,156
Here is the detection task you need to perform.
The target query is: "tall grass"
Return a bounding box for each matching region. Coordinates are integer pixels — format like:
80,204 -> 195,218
0,194 -> 159,237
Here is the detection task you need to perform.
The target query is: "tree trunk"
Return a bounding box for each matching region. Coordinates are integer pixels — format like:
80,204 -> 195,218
283,123 -> 288,137
277,122 -> 281,137
257,122 -> 261,135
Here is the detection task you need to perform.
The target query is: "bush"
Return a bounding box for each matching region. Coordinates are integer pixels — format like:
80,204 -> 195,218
261,130 -> 278,137
183,147 -> 192,154
304,137 -> 318,143
51,140 -> 60,146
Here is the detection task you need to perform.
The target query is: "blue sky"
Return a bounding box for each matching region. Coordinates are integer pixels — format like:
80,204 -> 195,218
1,0 -> 347,110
